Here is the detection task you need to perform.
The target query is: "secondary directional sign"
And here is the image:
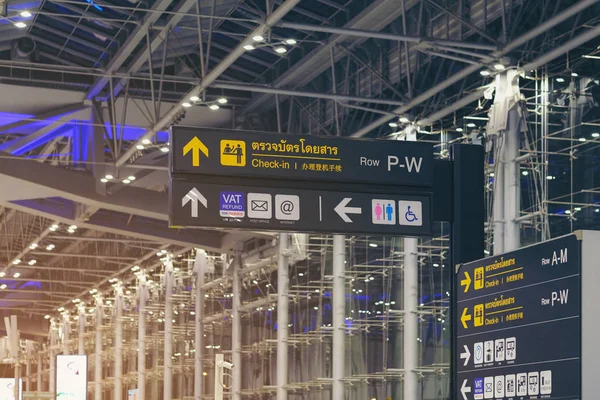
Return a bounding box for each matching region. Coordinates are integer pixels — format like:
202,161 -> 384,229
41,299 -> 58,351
169,179 -> 432,236
454,234 -> 581,400
170,127 -> 434,187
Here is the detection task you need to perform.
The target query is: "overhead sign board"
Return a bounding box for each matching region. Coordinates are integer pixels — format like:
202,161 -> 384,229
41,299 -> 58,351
454,234 -> 581,400
0,378 -> 22,400
170,127 -> 433,187
169,179 -> 432,236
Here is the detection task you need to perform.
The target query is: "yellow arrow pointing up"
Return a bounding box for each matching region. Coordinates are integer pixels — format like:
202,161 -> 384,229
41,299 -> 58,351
183,136 -> 209,167
461,271 -> 472,293
461,307 -> 472,329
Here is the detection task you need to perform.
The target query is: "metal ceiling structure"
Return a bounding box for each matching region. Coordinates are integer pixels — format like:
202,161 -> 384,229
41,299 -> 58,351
0,0 -> 598,359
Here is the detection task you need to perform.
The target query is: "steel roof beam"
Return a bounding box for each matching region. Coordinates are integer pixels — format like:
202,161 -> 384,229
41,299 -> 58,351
85,0 -> 181,100
114,0 -> 301,168
211,81 -> 406,106
349,0 -> 600,137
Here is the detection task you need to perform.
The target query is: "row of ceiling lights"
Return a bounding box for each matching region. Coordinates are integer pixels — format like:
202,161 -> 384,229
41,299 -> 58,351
182,97 -> 227,110
243,35 -> 297,54
101,173 -> 137,184
10,11 -> 32,29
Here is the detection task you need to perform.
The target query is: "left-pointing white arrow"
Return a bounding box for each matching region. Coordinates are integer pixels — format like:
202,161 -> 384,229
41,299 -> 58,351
460,344 -> 471,366
334,197 -> 362,223
182,187 -> 207,218
461,379 -> 472,400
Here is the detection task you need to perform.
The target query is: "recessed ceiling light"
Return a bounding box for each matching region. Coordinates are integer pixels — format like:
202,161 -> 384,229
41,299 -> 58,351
217,97 -> 228,104
14,22 -> 27,28
556,77 -> 565,83
494,64 -> 505,70
128,176 -> 136,181
572,72 -> 579,77
12,259 -> 20,265
122,179 -> 131,184
592,133 -> 600,138
285,39 -> 297,45
480,70 -> 491,76
274,46 -> 287,54
160,147 -> 169,153
13,272 -> 20,278
243,44 -> 255,51
190,96 -> 200,102
208,104 -> 220,111
467,123 -> 476,128
579,137 -> 586,142
135,145 -> 144,150
20,11 -> 32,17
456,127 -> 464,132
142,139 -> 151,145
252,35 -> 264,42
369,243 -> 378,248
182,102 -> 192,108
105,174 -> 113,180
522,170 -> 529,176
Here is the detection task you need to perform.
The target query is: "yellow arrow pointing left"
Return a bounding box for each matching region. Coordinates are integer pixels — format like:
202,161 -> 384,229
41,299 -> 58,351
461,271 -> 472,293
461,307 -> 472,329
183,136 -> 209,167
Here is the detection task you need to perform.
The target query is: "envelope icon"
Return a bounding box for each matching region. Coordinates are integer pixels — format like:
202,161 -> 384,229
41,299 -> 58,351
251,200 -> 269,211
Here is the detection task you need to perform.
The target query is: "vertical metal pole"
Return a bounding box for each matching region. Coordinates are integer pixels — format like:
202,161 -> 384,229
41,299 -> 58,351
214,354 -> 224,400
115,286 -> 123,400
62,314 -> 70,355
493,137 -> 505,255
276,233 -> 289,400
49,321 -> 56,396
503,107 -> 521,251
195,251 -> 206,400
95,298 -> 103,400
78,306 -> 86,355
232,254 -> 242,400
164,261 -> 174,400
332,235 -> 345,399
403,237 -> 419,400
26,341 -> 31,392
37,351 -> 42,393
151,320 -> 159,400
138,274 -> 147,400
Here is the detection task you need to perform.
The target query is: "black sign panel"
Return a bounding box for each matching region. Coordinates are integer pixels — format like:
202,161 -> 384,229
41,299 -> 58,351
170,127 -> 433,187
169,179 -> 432,236
454,235 -> 581,400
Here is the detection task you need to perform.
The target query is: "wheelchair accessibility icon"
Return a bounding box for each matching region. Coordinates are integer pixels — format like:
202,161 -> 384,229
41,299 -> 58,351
399,201 -> 423,226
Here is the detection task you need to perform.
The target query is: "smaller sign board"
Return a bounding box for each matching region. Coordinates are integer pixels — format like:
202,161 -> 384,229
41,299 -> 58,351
56,354 -> 88,400
170,127 -> 433,187
169,180 -> 432,236
0,378 -> 21,400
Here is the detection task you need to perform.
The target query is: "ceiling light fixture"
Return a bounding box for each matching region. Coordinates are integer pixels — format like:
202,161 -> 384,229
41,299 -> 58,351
142,139 -> 151,145
100,178 -> 109,183
217,97 -> 228,104
369,243 -> 378,248
252,35 -> 264,42
70,225 -> 78,230
494,64 -> 505,70
13,273 -> 20,278
208,104 -> 220,111
579,137 -> 586,142
480,70 -> 491,76
388,122 -> 398,128
274,46 -> 287,54
20,11 -> 32,17
14,22 -> 27,28
592,133 -> 600,138
182,102 -> 192,108
466,123 -> 476,128
12,259 -> 20,265
122,179 -> 131,184
29,243 -> 38,249
128,176 -> 136,181
285,38 -> 297,45
49,224 -> 59,231
456,127 -> 464,132
399,116 -> 410,124
556,77 -> 565,83
105,174 -> 113,180
0,284 -> 7,290
243,44 -> 255,51
572,72 -> 579,77
46,244 -> 55,251
28,260 -> 36,265
190,96 -> 200,102
160,147 -> 169,153
522,170 -> 529,176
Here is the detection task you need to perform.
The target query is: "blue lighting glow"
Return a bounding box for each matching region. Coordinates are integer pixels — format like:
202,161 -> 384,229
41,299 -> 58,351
84,0 -> 103,11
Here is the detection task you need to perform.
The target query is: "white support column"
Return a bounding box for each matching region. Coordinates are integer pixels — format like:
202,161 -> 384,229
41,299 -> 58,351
25,341 -> 31,392
231,255 -> 242,400
276,233 -> 289,400
138,273 -> 148,400
403,237 -> 419,400
151,320 -> 159,400
95,297 -> 103,400
37,350 -> 42,393
78,305 -> 86,355
194,251 -> 206,400
62,313 -> 70,355
493,154 -> 505,254
49,319 -> 56,396
332,235 -> 345,400
164,260 -> 174,400
504,107 -> 522,252
214,354 -> 224,400
115,285 -> 124,400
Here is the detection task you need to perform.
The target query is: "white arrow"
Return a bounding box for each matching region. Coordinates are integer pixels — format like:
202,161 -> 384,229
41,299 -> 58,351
460,344 -> 471,366
182,187 -> 207,218
461,379 -> 472,400
334,197 -> 362,223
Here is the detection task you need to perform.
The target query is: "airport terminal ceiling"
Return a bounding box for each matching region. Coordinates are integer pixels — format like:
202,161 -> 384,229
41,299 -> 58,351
0,0 -> 598,398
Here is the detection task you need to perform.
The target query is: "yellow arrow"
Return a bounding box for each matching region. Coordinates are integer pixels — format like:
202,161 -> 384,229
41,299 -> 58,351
183,136 -> 209,167
461,271 -> 472,293
461,307 -> 472,329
